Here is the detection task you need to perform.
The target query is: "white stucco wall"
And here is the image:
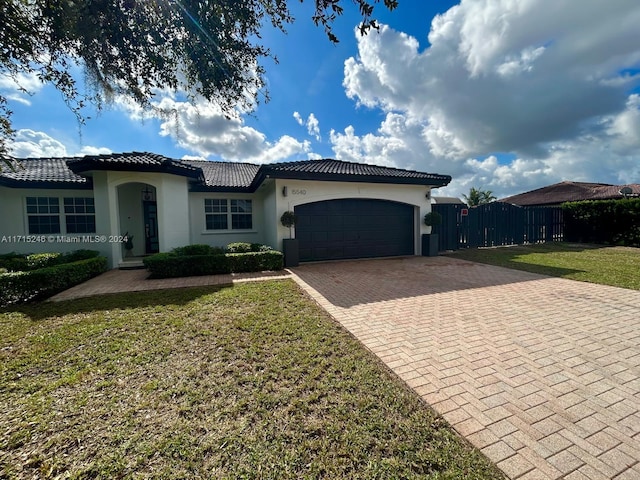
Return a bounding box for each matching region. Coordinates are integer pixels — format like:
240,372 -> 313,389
0,186 -> 109,257
97,171 -> 190,267
188,191 -> 266,248
260,180 -> 278,250
272,179 -> 434,255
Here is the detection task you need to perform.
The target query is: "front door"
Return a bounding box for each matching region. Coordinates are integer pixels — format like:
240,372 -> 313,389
143,201 -> 159,254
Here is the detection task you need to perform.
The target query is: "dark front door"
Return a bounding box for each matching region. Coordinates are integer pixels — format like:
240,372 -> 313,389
143,201 -> 159,254
295,199 -> 414,262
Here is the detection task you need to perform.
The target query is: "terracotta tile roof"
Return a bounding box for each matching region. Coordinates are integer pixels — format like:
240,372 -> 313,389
501,181 -> 640,206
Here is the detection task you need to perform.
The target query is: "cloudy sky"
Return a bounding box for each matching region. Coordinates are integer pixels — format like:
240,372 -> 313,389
3,0 -> 640,198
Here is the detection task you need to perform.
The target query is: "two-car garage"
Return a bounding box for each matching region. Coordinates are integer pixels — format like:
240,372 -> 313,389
294,198 -> 415,262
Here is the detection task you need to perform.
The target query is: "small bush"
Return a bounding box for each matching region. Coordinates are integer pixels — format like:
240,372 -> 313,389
0,256 -> 108,306
26,252 -> 62,269
226,242 -> 253,253
424,211 -> 443,227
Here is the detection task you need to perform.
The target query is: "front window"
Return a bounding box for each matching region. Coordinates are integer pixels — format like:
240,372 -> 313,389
205,199 -> 228,230
205,199 -> 252,230
26,197 -> 60,234
64,197 -> 96,233
231,199 -> 253,229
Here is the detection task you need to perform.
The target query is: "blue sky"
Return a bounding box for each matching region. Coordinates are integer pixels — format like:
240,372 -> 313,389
3,0 -> 640,198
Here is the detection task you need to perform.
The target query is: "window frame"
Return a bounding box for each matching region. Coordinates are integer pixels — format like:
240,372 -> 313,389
204,198 -> 253,231
26,196 -> 61,234
64,197 -> 96,234
25,196 -> 96,235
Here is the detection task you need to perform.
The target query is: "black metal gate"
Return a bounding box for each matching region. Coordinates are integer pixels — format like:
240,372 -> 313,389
433,202 -> 564,251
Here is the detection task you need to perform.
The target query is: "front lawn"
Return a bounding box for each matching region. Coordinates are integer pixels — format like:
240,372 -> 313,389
449,243 -> 640,290
0,280 -> 502,479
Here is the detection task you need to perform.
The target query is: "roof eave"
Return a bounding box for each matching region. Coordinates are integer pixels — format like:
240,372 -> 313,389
0,179 -> 93,189
189,185 -> 256,193
68,160 -> 203,180
254,170 -> 451,187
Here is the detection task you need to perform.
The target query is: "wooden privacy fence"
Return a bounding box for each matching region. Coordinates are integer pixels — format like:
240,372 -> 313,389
432,202 -> 564,251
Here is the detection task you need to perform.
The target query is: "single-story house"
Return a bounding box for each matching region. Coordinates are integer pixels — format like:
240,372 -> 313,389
0,152 -> 451,268
501,181 -> 640,207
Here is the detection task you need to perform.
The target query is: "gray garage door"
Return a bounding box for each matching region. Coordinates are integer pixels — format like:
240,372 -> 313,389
295,199 -> 415,262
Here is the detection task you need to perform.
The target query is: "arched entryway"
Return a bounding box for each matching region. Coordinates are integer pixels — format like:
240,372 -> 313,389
117,182 -> 159,256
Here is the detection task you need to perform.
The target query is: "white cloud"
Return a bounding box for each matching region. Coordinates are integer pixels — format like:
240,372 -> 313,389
335,0 -> 640,198
78,145 -> 113,156
293,111 -> 321,141
330,114 -> 428,169
0,72 -> 43,106
181,154 -> 207,161
9,129 -> 111,158
153,97 -> 314,163
306,113 -> 321,141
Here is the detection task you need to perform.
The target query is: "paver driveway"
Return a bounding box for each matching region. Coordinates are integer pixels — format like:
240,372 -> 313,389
290,256 -> 640,480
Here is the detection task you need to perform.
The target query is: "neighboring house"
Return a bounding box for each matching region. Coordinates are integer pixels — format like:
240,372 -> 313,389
431,196 -> 466,205
501,181 -> 640,207
0,152 -> 451,268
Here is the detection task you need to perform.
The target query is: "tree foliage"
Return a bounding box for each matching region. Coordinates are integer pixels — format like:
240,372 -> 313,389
0,0 -> 399,161
463,187 -> 497,206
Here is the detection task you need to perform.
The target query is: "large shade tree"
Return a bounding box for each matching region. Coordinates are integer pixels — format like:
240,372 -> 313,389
0,0 -> 398,166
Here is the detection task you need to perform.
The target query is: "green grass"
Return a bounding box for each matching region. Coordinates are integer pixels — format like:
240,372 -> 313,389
0,280 -> 503,479
449,243 -> 640,290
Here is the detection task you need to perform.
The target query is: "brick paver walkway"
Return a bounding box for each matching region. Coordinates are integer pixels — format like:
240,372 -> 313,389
290,256 -> 640,480
49,268 -> 291,301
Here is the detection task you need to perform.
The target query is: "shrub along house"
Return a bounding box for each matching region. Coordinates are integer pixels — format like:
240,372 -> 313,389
0,152 -> 451,268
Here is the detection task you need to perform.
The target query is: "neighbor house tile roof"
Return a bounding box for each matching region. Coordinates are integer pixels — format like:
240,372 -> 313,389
501,181 -> 640,206
1,153 -> 451,190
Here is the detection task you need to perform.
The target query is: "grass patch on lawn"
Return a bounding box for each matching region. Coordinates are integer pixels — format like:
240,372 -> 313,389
449,243 -> 640,290
0,280 -> 503,479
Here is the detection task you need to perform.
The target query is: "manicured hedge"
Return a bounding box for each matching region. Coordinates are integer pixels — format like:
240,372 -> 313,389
0,256 -> 108,306
0,249 -> 100,272
143,250 -> 284,278
143,253 -> 230,278
563,199 -> 640,246
170,244 -> 225,256
226,251 -> 283,273
226,242 -> 272,253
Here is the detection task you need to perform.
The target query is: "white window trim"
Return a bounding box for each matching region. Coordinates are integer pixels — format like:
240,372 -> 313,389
24,195 -> 96,235
204,198 -> 254,232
